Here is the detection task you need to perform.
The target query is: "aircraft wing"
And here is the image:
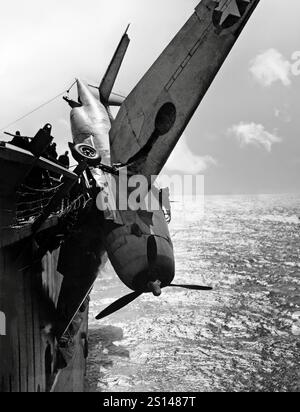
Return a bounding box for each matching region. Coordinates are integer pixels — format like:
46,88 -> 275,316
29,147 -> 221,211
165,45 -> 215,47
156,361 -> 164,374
109,0 -> 260,179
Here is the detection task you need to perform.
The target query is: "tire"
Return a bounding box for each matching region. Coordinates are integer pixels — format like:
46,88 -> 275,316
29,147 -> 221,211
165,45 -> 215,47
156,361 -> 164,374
73,143 -> 101,165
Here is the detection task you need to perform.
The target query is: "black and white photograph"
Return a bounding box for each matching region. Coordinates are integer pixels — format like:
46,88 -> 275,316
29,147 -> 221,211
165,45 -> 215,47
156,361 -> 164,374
0,0 -> 299,396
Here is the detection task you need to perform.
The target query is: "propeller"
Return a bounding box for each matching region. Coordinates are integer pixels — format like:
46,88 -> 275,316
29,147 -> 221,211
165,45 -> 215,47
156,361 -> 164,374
169,284 -> 213,291
95,235 -> 213,320
95,291 -> 142,320
147,234 -> 158,268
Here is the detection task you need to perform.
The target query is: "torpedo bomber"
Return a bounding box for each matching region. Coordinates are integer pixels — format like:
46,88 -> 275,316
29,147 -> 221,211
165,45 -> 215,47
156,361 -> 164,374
59,0 -> 260,321
0,0 -> 261,392
65,79 -> 212,321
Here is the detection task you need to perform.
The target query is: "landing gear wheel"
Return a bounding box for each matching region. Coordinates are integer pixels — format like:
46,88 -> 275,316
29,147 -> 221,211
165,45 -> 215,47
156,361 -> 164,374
73,143 -> 101,165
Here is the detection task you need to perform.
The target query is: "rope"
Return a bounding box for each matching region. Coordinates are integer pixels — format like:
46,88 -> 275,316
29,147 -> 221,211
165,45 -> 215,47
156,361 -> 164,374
18,182 -> 63,194
88,84 -> 126,99
14,187 -> 89,225
2,192 -> 89,230
0,80 -> 77,133
111,91 -> 126,99
59,194 -> 90,218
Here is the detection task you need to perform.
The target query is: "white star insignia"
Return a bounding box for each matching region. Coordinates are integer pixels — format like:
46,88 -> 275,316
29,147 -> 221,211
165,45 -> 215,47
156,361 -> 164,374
215,0 -> 250,26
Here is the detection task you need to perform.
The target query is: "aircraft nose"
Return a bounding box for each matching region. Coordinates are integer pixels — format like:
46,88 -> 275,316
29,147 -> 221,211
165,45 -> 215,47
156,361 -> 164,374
131,235 -> 175,293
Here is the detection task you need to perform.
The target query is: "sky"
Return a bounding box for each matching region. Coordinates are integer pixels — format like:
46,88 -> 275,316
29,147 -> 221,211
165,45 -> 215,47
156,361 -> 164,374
0,0 -> 299,195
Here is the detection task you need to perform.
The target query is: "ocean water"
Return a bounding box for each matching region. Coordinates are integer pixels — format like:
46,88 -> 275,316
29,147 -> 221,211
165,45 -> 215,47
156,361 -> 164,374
87,194 -> 300,392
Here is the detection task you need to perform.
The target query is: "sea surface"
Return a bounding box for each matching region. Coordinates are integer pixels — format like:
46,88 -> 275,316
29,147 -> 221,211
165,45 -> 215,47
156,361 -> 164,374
86,194 -> 300,392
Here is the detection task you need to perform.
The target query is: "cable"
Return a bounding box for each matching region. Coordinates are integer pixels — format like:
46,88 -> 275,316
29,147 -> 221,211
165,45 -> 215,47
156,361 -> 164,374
0,80 -> 77,133
88,84 -> 126,99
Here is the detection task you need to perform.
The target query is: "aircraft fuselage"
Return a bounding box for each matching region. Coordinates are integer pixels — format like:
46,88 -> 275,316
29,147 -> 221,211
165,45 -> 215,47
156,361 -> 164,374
69,80 -> 175,295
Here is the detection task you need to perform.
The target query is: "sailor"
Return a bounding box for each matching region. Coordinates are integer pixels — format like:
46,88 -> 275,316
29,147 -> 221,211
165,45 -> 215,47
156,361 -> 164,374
10,131 -> 30,150
47,142 -> 58,161
58,151 -> 70,169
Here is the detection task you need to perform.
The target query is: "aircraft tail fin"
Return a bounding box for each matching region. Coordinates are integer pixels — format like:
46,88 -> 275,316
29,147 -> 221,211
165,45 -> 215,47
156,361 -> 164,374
99,25 -> 130,104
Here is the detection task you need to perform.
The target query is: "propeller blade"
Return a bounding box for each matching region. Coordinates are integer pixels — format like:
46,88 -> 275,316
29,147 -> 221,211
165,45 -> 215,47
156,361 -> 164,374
95,291 -> 142,320
147,235 -> 158,267
170,284 -> 213,291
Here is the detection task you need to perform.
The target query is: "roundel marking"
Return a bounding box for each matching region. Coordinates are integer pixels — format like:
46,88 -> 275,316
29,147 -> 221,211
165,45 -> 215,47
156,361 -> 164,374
212,0 -> 251,30
155,102 -> 177,136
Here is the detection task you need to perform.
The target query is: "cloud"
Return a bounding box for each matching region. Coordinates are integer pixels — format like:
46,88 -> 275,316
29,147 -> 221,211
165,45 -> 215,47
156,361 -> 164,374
250,49 -> 292,87
164,134 -> 217,174
274,105 -> 292,123
229,122 -> 282,152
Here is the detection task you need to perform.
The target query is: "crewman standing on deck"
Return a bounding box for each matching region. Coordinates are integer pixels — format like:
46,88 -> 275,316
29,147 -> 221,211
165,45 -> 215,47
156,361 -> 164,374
58,151 -> 70,169
10,131 -> 30,150
47,142 -> 58,161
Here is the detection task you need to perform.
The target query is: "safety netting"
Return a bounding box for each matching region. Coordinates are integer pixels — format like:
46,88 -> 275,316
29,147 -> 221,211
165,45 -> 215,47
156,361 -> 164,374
12,183 -> 89,227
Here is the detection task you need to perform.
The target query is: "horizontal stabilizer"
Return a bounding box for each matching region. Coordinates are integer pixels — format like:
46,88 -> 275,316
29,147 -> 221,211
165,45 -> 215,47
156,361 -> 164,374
108,94 -> 125,107
99,25 -> 130,103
